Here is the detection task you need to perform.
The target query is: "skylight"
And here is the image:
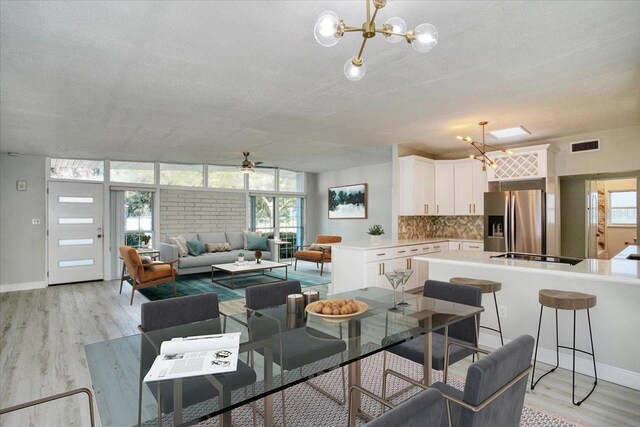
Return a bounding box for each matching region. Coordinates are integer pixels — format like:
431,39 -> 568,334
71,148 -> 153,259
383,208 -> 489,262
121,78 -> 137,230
489,126 -> 531,139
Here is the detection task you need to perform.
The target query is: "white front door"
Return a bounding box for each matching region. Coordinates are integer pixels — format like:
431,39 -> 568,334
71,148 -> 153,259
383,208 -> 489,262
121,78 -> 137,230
48,182 -> 104,284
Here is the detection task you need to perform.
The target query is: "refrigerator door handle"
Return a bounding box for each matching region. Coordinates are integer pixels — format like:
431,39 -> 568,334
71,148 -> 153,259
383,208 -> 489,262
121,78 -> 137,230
510,194 -> 516,251
504,193 -> 510,253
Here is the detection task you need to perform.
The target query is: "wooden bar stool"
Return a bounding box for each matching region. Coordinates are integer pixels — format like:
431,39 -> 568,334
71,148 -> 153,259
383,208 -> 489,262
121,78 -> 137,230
530,289 -> 598,406
450,277 -> 504,345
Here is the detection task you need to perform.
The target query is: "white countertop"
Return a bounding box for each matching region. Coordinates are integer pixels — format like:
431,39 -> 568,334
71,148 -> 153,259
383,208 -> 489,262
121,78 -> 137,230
415,250 -> 640,285
335,238 -> 482,250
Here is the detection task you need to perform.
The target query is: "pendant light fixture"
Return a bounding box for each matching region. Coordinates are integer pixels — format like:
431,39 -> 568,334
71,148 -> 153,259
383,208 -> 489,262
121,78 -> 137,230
314,0 -> 438,81
457,121 -> 514,171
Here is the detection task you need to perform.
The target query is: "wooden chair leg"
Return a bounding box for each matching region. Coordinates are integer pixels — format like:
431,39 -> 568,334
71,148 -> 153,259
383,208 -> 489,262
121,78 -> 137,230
119,262 -> 126,294
130,284 -> 136,305
320,260 -> 324,276
172,276 -> 177,297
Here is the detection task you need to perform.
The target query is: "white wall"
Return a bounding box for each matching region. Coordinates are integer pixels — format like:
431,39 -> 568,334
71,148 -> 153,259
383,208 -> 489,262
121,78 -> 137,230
604,178 -> 637,257
315,162 -> 392,243
0,153 -> 47,290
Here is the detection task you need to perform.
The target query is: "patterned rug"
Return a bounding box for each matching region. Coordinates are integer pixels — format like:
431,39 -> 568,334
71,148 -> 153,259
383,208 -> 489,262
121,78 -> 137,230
135,268 -> 330,302
143,349 -> 583,427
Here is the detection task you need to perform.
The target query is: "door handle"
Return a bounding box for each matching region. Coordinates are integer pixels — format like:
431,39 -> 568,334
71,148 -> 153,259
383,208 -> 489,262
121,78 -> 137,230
97,234 -> 103,238
97,227 -> 103,239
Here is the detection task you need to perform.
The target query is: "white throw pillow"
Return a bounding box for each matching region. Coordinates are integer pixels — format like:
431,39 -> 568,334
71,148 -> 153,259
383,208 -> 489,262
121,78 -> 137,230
168,236 -> 189,257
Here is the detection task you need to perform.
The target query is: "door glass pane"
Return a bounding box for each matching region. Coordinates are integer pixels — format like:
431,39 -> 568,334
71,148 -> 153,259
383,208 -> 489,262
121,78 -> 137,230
250,196 -> 275,236
279,197 -> 305,254
58,196 -> 94,203
124,191 -> 154,248
249,169 -> 275,191
208,165 -> 245,189
279,170 -> 304,192
159,163 -> 204,187
111,161 -> 155,184
59,217 -> 94,224
59,238 -> 94,246
50,158 -> 104,181
59,259 -> 94,267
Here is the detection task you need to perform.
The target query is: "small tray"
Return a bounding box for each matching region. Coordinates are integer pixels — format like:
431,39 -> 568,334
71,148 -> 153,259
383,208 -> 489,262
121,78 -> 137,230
305,300 -> 369,323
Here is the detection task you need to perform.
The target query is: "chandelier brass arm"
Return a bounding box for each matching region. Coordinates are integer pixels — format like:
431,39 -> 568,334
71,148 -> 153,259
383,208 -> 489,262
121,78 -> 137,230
314,0 -> 439,80
457,121 -> 514,171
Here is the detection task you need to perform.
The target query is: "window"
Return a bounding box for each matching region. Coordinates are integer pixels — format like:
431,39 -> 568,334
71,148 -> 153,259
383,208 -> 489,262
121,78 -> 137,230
50,158 -> 104,181
250,196 -> 275,235
250,196 -> 305,259
279,169 -> 304,192
248,169 -> 275,191
110,161 -> 155,184
208,165 -> 245,189
124,191 -> 154,248
159,163 -> 204,187
609,191 -> 637,225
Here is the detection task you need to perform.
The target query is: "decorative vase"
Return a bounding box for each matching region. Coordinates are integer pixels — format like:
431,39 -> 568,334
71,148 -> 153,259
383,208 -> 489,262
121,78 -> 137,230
254,250 -> 262,264
238,256 -> 245,263
370,235 -> 381,244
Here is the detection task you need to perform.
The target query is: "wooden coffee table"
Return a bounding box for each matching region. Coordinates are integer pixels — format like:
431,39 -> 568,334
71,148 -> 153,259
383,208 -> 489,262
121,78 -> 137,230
211,260 -> 288,289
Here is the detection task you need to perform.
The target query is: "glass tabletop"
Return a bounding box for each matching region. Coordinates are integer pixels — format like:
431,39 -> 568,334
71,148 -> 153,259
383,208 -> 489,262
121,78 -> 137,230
85,287 -> 482,427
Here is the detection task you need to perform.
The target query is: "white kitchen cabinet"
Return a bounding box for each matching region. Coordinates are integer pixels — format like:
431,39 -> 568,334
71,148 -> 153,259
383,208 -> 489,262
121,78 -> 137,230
463,242 -> 484,251
399,156 -> 436,215
365,259 -> 395,289
449,241 -> 463,251
454,159 -> 488,215
434,161 -> 455,215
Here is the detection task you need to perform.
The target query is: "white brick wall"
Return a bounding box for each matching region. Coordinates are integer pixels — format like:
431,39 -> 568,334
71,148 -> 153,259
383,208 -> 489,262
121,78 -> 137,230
159,189 -> 247,237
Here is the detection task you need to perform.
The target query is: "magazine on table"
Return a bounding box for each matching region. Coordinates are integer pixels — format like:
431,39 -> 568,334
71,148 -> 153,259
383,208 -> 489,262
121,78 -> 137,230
143,332 -> 241,382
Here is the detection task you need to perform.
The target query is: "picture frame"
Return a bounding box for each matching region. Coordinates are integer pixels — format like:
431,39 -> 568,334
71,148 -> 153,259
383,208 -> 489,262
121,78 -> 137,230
328,183 -> 368,219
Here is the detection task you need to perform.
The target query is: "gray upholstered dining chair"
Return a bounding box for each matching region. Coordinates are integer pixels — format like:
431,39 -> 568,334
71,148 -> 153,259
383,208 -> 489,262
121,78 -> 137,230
384,335 -> 535,427
244,280 -> 347,427
138,293 -> 256,426
348,387 -> 444,427
383,280 -> 482,392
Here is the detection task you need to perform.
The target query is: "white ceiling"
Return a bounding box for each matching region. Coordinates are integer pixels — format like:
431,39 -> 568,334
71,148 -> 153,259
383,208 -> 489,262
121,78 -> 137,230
1,1 -> 639,173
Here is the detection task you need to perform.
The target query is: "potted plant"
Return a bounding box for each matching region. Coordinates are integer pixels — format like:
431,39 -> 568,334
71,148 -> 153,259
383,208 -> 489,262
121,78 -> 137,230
368,224 -> 385,244
140,233 -> 151,248
254,250 -> 262,264
238,252 -> 245,262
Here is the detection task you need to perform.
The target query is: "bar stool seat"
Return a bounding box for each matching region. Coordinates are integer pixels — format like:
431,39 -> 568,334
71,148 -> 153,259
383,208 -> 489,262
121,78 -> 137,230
538,289 -> 596,311
531,288 -> 598,406
450,277 -> 504,345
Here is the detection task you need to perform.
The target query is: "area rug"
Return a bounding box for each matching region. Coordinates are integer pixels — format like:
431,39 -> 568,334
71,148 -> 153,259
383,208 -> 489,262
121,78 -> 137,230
143,349 -> 584,427
135,269 -> 330,302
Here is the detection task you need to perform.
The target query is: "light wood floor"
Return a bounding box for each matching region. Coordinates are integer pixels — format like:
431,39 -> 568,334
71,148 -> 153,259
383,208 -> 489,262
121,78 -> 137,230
1,268 -> 639,426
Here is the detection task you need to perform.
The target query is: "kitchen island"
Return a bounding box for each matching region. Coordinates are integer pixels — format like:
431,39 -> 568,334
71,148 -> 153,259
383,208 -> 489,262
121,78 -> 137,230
414,248 -> 640,390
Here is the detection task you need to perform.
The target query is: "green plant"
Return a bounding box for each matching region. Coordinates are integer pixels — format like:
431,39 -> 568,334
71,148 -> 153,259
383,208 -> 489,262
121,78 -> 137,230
238,252 -> 245,257
140,234 -> 151,245
367,224 -> 385,236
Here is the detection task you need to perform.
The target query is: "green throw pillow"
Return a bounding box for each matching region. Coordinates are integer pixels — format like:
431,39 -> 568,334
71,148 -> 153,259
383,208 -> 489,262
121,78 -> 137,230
186,239 -> 205,256
246,235 -> 269,251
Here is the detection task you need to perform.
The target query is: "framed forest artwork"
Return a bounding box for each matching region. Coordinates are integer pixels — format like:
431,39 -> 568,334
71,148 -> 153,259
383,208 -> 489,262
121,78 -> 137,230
328,183 -> 367,219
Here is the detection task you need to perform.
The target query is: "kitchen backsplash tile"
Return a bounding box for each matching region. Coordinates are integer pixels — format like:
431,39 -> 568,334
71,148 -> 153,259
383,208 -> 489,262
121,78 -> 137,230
398,216 -> 484,240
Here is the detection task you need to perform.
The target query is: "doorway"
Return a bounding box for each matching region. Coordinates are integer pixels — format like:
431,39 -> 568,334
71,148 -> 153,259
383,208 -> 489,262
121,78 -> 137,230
585,178 -> 637,259
47,181 -> 104,284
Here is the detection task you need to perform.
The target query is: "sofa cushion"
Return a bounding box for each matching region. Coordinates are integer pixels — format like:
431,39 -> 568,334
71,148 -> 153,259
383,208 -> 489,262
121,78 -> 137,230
167,236 -> 189,257
247,235 -> 269,251
243,231 -> 261,249
226,232 -> 244,250
186,239 -> 205,256
198,232 -> 227,244
205,242 -> 232,253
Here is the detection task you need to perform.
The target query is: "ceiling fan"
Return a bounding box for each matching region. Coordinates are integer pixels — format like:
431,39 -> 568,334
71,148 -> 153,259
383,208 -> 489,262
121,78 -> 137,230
238,152 -> 276,173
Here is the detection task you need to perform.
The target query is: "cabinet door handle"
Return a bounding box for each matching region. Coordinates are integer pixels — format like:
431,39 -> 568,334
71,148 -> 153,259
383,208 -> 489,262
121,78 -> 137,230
398,250 -> 406,254
437,204 -> 439,214
378,263 -> 382,275
409,258 -> 412,269
426,204 -> 429,214
469,203 -> 472,214
382,263 -> 385,274
434,245 -> 440,249
473,204 -> 476,214
377,253 -> 386,256
410,248 -> 418,252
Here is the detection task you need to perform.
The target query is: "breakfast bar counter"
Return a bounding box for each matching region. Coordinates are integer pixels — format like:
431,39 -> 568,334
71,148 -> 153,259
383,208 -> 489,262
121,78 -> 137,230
413,250 -> 640,390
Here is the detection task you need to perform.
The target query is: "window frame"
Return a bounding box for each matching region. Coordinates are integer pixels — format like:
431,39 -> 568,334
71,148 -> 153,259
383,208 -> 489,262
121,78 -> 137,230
608,190 -> 637,226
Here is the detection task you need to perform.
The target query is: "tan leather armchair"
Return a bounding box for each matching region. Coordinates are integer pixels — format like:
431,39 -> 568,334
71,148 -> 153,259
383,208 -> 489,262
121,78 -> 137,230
294,235 -> 342,276
119,246 -> 178,305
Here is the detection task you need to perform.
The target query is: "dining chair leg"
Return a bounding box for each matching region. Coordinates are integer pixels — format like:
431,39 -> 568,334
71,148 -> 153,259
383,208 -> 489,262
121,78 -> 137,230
294,258 -> 298,271
130,285 -> 136,305
320,260 -> 324,276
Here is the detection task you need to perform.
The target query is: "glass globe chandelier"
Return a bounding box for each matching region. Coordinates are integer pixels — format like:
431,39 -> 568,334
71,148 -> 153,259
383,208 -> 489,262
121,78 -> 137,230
457,121 -> 515,171
314,0 -> 438,81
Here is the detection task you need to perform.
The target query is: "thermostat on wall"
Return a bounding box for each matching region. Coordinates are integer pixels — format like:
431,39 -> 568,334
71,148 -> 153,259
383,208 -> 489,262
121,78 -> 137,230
16,180 -> 27,191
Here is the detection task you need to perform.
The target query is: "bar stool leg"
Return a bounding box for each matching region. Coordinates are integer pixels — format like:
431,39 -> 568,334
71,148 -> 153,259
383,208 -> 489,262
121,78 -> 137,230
531,306 -> 561,390
572,308 -> 598,406
531,305 -> 543,390
492,291 -> 504,345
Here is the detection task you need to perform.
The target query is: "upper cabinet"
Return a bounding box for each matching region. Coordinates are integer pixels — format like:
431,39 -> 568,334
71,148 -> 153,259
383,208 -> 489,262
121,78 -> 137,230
486,144 -> 551,182
399,156 -> 435,215
399,156 -> 488,217
434,162 -> 455,215
454,159 -> 488,215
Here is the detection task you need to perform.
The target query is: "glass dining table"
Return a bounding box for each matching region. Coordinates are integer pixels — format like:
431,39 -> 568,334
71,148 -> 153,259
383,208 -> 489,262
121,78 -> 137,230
85,287 -> 482,427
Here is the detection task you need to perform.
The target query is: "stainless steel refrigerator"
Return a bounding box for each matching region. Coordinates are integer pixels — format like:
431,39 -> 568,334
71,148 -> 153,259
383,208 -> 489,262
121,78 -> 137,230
484,190 -> 546,254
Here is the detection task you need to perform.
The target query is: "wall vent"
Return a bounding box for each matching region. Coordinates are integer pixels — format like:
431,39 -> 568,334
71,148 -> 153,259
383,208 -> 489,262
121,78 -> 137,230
571,139 -> 599,153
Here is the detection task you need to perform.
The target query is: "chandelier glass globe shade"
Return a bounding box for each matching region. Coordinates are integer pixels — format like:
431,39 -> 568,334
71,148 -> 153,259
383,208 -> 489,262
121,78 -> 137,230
314,11 -> 342,47
410,23 -> 438,53
344,58 -> 366,81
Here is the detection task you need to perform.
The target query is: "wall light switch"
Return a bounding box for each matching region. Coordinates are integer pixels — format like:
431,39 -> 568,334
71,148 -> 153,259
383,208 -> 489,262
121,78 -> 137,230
32,218 -> 41,225
17,180 -> 27,191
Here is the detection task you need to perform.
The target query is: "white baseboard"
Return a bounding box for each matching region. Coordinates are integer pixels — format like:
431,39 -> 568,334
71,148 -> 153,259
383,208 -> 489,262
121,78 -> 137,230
479,332 -> 640,391
0,281 -> 47,293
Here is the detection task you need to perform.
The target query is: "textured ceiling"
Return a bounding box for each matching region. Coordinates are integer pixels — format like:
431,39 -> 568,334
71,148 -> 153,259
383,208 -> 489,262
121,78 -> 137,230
1,1 -> 639,172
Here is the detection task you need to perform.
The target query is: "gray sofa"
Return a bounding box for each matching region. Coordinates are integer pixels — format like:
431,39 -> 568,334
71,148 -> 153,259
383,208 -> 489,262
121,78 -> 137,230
158,232 -> 274,275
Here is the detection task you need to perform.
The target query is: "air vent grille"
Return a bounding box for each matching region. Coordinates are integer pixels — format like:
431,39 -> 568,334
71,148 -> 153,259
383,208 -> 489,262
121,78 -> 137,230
571,140 -> 599,153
